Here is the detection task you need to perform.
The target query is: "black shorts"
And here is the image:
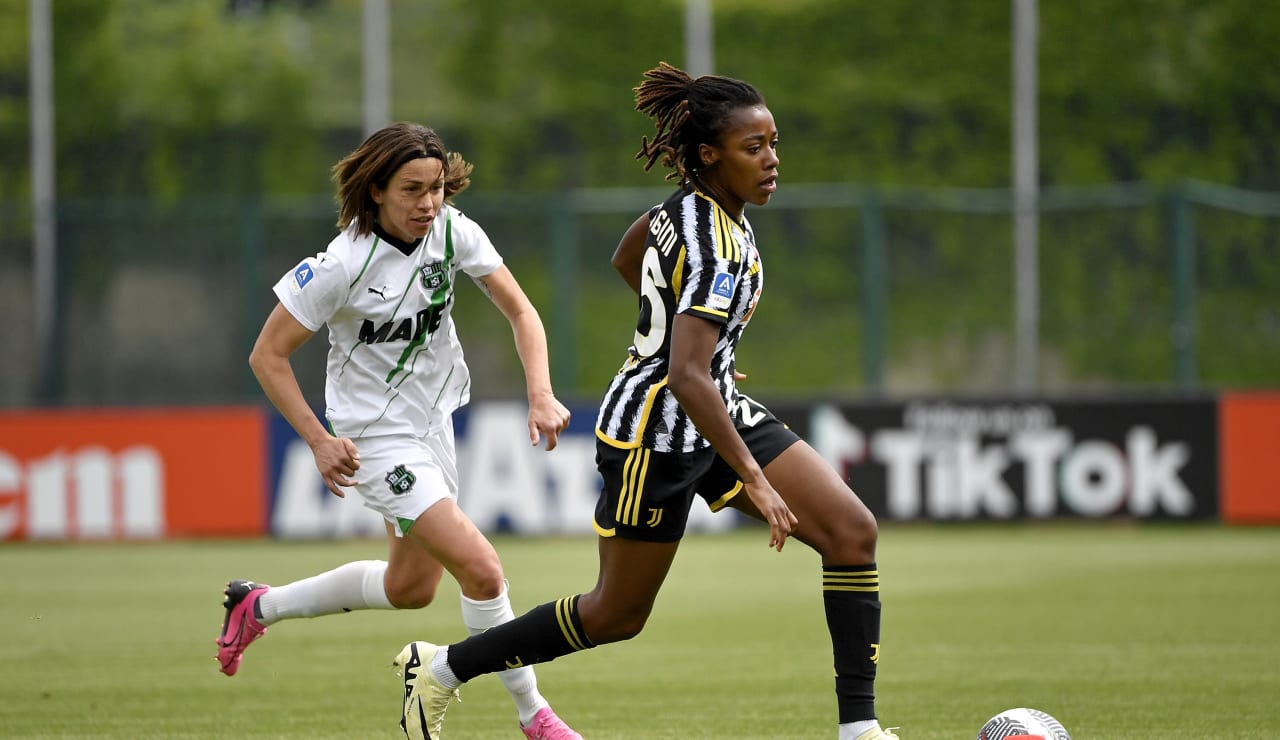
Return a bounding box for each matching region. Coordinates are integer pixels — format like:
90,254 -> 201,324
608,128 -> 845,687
593,396 -> 800,542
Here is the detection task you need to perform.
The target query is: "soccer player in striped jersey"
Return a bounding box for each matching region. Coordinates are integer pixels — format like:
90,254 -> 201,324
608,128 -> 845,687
216,123 -> 581,740
395,64 -> 897,740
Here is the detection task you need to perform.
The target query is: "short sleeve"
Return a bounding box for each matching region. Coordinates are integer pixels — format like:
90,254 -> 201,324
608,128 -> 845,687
675,235 -> 739,325
272,253 -> 350,332
448,208 -> 504,278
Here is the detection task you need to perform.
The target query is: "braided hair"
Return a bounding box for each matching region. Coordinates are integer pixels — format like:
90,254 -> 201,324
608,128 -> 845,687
634,61 -> 765,187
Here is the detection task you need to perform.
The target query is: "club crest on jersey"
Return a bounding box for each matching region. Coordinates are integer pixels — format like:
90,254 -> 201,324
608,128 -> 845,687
419,261 -> 446,290
291,262 -> 315,294
385,464 -> 416,495
709,271 -> 735,309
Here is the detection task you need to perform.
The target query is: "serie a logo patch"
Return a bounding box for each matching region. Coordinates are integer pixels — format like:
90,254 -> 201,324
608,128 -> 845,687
709,271 -> 735,309
290,261 -> 315,294
385,464 -> 417,495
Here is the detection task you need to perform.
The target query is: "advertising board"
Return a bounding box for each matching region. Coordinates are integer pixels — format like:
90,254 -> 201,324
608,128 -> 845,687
0,408 -> 266,540
802,397 -> 1219,521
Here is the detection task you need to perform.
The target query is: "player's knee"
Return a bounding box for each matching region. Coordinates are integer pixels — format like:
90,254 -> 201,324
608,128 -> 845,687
843,505 -> 879,558
859,510 -> 880,550
455,558 -> 506,601
852,503 -> 879,541
591,613 -> 649,644
579,595 -> 651,644
814,498 -> 878,562
386,580 -> 438,609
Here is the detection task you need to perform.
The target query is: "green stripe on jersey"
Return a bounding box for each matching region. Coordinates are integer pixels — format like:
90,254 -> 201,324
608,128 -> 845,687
348,241 -> 379,288
385,212 -> 455,385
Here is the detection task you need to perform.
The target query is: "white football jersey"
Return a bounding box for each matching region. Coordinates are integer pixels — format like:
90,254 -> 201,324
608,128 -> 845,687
273,205 -> 503,439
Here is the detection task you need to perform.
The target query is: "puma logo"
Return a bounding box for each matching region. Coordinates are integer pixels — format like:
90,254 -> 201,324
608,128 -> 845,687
368,286 -> 388,299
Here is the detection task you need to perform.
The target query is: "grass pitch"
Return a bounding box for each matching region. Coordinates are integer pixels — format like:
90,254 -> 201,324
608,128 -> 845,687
2,524 -> 1278,739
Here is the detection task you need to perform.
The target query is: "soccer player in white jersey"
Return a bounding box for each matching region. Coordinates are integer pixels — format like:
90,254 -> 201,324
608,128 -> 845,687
215,122 -> 582,740
393,64 -> 899,740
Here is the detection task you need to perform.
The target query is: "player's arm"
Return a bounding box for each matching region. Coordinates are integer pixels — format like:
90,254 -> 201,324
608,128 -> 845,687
475,265 -> 571,451
666,313 -> 796,550
611,212 -> 650,295
249,304 -> 359,496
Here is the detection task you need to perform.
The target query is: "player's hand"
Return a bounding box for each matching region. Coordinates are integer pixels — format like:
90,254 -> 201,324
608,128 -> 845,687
734,370 -> 747,381
528,392 -> 571,451
312,436 -> 360,497
742,475 -> 796,552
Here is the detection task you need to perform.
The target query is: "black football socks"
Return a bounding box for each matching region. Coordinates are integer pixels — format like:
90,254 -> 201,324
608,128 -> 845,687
448,594 -> 595,682
823,564 -> 882,723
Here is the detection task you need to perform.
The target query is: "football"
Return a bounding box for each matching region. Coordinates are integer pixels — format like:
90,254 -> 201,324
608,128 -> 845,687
975,707 -> 1071,740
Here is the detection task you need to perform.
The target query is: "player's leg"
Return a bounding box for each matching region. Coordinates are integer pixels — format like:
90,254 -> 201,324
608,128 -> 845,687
394,437 -> 579,738
723,404 -> 893,740
384,519 -> 447,607
413,441 -> 689,676
457,579 -> 580,740
215,524 -> 416,677
393,502 -> 601,739
752,438 -> 878,562
420,416 -> 578,736
761,441 -> 887,735
404,496 -> 504,600
573,442 -> 704,646
404,534 -> 680,684
218,433 -> 443,658
214,578 -> 271,676
395,443 -> 699,738
216,528 -> 410,677
216,434 -> 448,677
577,535 -> 681,642
259,522 -> 416,617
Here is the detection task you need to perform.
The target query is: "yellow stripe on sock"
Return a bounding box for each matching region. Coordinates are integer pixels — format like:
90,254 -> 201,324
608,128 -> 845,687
823,568 -> 879,592
555,596 -> 588,652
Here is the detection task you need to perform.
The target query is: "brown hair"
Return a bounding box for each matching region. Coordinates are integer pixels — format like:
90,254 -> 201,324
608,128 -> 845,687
331,122 -> 474,236
633,61 -> 765,186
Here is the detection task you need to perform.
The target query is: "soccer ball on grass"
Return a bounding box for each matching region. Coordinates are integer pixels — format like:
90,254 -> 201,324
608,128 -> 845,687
975,707 -> 1071,740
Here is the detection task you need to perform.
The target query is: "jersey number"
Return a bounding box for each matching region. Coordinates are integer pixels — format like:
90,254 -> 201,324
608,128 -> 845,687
735,397 -> 767,427
633,247 -> 668,357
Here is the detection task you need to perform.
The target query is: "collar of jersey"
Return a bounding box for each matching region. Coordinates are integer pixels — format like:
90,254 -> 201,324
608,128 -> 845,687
691,185 -> 747,238
372,221 -> 426,256
691,188 -> 747,232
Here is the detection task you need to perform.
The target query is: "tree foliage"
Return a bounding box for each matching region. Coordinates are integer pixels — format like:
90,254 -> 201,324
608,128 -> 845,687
9,0 -> 323,200
2,0 -> 1276,401
9,0 -> 1277,197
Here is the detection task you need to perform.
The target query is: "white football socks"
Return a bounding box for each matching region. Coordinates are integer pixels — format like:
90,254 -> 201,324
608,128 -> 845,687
841,720 -> 883,739
255,559 -> 394,624
460,582 -> 548,725
431,645 -> 460,688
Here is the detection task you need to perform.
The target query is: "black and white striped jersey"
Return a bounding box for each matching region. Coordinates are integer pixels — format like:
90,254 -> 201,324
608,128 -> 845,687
595,188 -> 764,453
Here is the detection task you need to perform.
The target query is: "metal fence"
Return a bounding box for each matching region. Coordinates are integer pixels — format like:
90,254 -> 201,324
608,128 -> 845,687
1,180 -> 1277,408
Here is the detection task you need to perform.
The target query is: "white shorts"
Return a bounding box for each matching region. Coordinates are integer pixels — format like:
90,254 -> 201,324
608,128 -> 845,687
353,417 -> 458,537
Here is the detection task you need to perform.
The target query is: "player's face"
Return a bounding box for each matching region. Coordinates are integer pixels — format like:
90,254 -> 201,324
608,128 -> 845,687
699,104 -> 779,218
371,156 -> 446,242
